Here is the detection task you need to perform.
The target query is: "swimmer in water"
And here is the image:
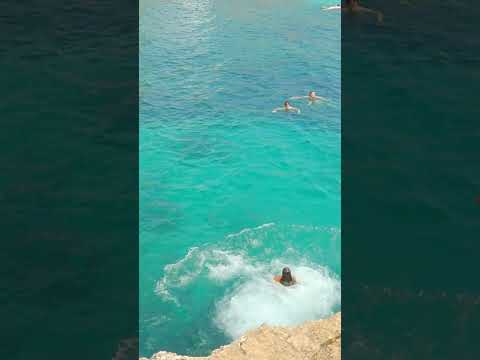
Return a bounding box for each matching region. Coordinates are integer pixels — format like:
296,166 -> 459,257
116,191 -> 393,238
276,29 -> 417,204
272,101 -> 301,114
290,91 -> 327,105
273,267 -> 297,287
342,0 -> 383,24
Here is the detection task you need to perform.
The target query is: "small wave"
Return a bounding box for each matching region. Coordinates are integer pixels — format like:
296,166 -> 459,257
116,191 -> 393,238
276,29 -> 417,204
226,222 -> 276,239
154,247 -> 207,304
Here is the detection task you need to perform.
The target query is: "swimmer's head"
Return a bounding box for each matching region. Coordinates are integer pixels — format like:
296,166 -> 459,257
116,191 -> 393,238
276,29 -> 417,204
281,267 -> 293,284
284,101 -> 290,107
309,91 -> 316,97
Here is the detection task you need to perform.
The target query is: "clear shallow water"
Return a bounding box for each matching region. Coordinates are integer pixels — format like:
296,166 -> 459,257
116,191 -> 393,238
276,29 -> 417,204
140,0 -> 340,356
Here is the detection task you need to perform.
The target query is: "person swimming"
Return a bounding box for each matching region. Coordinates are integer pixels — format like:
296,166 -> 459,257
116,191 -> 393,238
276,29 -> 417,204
290,91 -> 327,105
273,267 -> 297,287
342,0 -> 383,23
272,101 -> 301,114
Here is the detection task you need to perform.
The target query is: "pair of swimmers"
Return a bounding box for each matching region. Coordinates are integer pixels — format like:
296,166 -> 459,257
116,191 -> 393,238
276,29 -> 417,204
272,91 -> 326,114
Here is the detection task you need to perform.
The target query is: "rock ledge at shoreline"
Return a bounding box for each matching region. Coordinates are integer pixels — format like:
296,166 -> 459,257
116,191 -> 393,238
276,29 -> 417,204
141,312 -> 340,360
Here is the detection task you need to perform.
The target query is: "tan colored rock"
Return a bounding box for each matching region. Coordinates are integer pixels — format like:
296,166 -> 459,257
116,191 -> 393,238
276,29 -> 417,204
147,352 -> 208,360
143,312 -> 340,360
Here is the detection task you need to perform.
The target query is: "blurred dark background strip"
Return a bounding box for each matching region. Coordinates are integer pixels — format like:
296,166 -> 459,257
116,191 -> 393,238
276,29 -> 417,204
342,0 -> 480,359
0,1 -> 139,359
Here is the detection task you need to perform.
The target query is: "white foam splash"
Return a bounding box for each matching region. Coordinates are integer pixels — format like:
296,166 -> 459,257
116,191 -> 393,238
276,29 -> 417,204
154,247 -> 207,304
206,250 -> 259,282
214,262 -> 340,339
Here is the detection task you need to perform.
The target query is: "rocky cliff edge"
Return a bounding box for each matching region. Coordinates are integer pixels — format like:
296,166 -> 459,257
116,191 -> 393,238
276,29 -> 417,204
141,312 -> 340,360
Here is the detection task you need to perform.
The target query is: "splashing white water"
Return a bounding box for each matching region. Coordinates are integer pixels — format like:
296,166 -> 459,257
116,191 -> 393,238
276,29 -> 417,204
214,261 -> 340,339
154,247 -> 207,304
206,250 -> 259,282
155,244 -> 340,339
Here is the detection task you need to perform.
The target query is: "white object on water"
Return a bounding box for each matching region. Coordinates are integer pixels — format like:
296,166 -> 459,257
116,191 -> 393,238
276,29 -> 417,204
272,107 -> 301,114
323,5 -> 341,11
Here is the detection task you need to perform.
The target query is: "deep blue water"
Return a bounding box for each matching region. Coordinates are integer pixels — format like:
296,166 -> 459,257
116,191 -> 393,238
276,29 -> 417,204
140,0 -> 340,356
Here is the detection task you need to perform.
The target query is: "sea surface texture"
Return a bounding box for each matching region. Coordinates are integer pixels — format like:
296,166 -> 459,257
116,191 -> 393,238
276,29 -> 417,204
140,0 -> 340,356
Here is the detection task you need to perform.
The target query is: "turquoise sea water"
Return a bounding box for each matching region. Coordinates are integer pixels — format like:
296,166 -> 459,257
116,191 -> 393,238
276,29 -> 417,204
140,0 -> 340,356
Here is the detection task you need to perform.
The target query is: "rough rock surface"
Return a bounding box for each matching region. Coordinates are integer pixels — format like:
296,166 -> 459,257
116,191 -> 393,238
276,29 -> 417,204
141,312 -> 340,360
